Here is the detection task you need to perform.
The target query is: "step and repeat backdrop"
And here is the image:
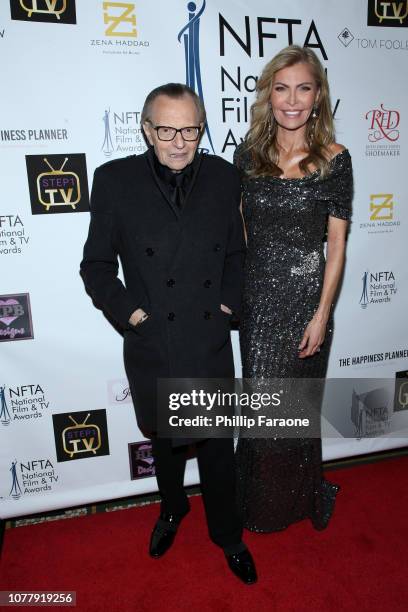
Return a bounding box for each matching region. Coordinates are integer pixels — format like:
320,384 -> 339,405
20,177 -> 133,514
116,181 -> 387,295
1,0 -> 408,518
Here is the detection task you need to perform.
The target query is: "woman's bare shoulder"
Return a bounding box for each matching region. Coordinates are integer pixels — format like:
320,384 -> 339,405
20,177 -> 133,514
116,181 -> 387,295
326,142 -> 347,159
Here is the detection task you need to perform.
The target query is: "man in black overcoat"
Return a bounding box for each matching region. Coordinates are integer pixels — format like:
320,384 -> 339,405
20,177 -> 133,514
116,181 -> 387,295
80,83 -> 257,584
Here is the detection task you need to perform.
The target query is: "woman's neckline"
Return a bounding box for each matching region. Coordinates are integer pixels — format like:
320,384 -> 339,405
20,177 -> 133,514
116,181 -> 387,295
268,147 -> 349,182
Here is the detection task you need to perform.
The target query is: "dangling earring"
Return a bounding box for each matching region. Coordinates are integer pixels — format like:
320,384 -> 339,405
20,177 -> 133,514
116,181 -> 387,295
311,105 -> 319,120
267,102 -> 274,134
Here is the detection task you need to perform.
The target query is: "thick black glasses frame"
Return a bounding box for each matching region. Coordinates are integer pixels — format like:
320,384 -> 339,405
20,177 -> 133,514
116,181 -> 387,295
149,123 -> 201,141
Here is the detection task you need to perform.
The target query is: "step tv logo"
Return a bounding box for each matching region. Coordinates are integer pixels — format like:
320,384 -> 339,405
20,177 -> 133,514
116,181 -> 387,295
26,154 -> 89,215
367,1 -> 408,27
52,410 -> 110,462
10,0 -> 77,24
0,293 -> 34,342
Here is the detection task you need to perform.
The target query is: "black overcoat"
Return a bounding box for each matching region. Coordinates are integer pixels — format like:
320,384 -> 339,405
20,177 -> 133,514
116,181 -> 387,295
80,148 -> 245,435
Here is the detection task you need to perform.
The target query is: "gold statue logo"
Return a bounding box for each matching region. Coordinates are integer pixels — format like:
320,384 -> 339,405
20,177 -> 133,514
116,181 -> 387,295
19,0 -> 67,20
36,157 -> 81,211
62,413 -> 102,459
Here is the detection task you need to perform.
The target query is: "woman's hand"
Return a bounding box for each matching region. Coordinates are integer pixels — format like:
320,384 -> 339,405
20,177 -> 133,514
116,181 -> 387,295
298,315 -> 327,358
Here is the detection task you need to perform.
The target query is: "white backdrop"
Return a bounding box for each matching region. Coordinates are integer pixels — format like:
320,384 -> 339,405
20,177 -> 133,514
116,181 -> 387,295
1,0 -> 408,518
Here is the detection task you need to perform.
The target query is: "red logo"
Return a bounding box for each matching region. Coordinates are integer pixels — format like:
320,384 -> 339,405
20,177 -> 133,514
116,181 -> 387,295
365,104 -> 400,142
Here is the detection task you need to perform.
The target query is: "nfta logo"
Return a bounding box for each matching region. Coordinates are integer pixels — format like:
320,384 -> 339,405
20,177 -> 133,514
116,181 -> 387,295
11,384 -> 44,397
370,271 -> 395,282
26,154 -> 89,215
52,409 -> 110,462
365,104 -> 400,142
21,458 -> 53,471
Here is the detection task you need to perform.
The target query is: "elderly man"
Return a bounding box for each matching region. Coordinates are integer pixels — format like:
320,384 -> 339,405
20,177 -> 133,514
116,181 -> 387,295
80,83 -> 257,584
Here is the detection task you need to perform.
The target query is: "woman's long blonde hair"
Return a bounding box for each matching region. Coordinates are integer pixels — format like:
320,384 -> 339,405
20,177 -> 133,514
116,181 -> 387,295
242,45 -> 335,178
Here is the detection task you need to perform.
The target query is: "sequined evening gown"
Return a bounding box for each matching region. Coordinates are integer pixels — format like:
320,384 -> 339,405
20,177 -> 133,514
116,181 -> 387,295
233,144 -> 353,532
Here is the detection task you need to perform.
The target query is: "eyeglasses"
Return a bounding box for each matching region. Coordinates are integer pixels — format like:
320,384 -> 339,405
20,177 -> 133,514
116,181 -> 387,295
148,123 -> 201,141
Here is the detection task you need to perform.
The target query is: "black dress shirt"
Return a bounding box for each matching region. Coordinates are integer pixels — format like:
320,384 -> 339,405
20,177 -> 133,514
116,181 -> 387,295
152,151 -> 197,208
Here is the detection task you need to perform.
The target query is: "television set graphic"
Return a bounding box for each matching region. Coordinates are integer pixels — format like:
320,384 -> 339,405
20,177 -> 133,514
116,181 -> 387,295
62,413 -> 102,459
18,0 -> 67,20
374,0 -> 408,24
36,157 -> 81,211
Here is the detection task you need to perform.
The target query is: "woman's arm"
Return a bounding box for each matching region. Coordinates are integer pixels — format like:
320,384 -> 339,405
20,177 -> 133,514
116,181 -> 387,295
298,215 -> 348,358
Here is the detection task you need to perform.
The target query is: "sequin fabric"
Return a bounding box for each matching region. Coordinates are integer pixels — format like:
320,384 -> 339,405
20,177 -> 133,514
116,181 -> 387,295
233,144 -> 353,532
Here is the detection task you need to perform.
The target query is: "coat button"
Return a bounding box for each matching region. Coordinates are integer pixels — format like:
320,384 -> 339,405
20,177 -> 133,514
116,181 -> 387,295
146,248 -> 154,256
203,311 -> 212,320
167,312 -> 175,321
213,243 -> 221,252
204,280 -> 212,288
167,278 -> 175,288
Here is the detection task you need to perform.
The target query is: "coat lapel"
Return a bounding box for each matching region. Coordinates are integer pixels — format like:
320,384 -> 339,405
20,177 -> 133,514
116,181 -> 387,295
145,148 -> 180,218
182,151 -> 203,210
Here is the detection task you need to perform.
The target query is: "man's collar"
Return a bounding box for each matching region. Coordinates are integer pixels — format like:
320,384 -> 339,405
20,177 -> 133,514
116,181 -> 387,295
148,147 -> 201,185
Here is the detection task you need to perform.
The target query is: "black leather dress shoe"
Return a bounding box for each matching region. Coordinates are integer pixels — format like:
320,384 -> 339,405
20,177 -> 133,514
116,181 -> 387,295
225,548 -> 258,584
149,512 -> 186,558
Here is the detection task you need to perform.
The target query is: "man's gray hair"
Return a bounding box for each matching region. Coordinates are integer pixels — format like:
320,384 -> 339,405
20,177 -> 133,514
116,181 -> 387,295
141,83 -> 206,125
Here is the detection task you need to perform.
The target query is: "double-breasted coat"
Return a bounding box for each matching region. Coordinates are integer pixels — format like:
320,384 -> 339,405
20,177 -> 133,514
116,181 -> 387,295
80,148 -> 245,436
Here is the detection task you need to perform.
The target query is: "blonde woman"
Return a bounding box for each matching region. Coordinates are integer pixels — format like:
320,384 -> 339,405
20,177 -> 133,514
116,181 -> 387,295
234,45 -> 353,532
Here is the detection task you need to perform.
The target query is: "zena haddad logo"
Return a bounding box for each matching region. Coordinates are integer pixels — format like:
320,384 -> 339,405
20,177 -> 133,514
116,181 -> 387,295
0,293 -> 34,342
9,0 -> 77,24
25,154 -> 89,215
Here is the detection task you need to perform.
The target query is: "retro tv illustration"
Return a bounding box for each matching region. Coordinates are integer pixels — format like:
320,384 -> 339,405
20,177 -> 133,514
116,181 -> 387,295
62,413 -> 102,459
19,0 -> 67,20
374,0 -> 408,24
36,157 -> 81,211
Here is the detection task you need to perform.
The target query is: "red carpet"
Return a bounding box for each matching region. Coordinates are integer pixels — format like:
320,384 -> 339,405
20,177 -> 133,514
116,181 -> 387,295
1,456 -> 407,612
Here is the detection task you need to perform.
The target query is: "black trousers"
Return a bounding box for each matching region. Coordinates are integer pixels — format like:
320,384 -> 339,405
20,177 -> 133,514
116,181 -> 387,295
150,437 -> 243,551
